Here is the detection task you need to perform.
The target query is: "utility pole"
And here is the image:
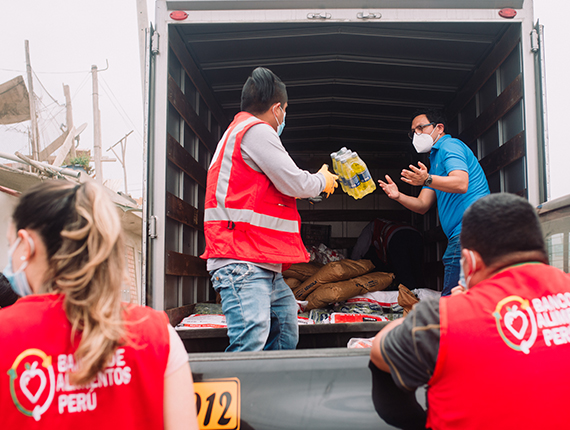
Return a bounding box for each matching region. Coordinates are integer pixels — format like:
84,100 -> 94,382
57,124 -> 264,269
63,84 -> 76,158
24,40 -> 40,161
107,130 -> 133,195
91,65 -> 103,184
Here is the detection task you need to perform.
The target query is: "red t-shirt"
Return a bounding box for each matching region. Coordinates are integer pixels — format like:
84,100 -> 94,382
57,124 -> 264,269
381,263 -> 570,429
0,294 -> 170,429
430,263 -> 570,429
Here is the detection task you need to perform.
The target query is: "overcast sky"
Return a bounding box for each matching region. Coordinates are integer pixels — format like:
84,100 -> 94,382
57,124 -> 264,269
1,0 -> 569,200
0,0 -> 150,197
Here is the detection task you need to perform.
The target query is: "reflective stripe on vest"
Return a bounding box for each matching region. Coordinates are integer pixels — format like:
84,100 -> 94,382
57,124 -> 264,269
207,114 -> 299,234
205,207 -> 300,233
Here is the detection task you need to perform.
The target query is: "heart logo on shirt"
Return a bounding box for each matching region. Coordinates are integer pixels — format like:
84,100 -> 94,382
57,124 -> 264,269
493,296 -> 538,354
19,361 -> 47,405
504,305 -> 528,340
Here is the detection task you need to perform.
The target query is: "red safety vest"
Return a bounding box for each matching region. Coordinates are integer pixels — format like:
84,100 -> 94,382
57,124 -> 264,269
427,263 -> 570,429
0,294 -> 169,429
201,111 -> 310,264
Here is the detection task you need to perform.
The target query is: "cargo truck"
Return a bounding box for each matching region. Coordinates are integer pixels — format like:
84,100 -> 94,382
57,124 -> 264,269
143,1 -> 549,428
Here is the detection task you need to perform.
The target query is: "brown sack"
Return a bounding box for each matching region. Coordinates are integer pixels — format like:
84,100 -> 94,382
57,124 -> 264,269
306,272 -> 395,311
284,277 -> 302,291
295,259 -> 375,300
398,284 -> 419,316
282,262 -> 322,281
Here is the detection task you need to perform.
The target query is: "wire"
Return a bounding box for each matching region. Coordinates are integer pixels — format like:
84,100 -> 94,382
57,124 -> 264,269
99,75 -> 143,146
0,125 -> 28,134
32,71 -> 63,106
99,75 -> 142,138
33,94 -> 66,151
70,73 -> 91,103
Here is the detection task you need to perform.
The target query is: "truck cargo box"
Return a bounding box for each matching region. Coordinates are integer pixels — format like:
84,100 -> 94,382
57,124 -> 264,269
145,0 -> 548,314
143,1 -> 547,428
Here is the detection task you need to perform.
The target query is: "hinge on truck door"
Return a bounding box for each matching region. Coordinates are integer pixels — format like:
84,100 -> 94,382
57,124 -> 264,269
531,28 -> 539,53
151,31 -> 160,56
149,215 -> 158,239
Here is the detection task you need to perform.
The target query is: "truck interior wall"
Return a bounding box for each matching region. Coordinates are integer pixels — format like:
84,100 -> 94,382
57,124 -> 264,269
153,19 -> 529,310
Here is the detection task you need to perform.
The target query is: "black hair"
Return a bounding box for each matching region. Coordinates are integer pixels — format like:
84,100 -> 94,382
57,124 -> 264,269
461,193 -> 547,266
411,108 -> 447,133
13,182 -> 82,258
240,67 -> 288,115
0,273 -> 19,306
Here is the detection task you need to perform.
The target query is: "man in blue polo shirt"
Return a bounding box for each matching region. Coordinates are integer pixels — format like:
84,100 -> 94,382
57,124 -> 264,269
378,109 -> 489,295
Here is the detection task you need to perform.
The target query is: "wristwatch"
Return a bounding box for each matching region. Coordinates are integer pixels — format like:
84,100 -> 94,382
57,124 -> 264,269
424,174 -> 433,186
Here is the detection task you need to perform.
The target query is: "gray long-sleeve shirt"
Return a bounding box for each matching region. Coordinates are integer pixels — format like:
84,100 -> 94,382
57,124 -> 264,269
207,122 -> 326,273
241,123 -> 325,197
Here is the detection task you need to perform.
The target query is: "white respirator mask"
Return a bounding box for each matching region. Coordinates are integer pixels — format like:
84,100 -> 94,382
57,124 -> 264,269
412,127 -> 438,153
461,250 -> 477,289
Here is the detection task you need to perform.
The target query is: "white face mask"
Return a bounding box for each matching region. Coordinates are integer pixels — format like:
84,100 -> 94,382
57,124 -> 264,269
2,236 -> 35,297
273,105 -> 286,136
461,250 -> 477,289
412,126 -> 438,153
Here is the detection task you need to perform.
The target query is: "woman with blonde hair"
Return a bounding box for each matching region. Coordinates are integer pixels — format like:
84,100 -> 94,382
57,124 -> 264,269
0,180 -> 198,429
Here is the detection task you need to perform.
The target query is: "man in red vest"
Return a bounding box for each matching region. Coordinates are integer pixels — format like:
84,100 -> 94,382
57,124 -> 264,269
369,193 -> 570,429
201,67 -> 338,352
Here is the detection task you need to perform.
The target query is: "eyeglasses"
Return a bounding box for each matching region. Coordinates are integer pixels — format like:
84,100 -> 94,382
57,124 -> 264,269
408,122 -> 436,140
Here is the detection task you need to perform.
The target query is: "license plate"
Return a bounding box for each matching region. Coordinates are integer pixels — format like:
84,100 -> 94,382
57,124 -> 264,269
194,378 -> 241,430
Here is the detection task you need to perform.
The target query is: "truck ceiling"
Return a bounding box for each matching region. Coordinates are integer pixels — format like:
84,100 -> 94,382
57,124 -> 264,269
173,21 -> 514,155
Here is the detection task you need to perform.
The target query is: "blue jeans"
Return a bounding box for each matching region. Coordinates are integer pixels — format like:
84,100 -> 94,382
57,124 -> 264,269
442,235 -> 462,296
211,263 -> 299,352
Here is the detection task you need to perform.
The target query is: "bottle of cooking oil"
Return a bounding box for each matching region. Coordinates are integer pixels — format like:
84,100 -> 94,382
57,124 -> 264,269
350,151 -> 376,198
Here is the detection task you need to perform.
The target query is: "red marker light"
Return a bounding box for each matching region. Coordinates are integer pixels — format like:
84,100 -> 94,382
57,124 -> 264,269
170,11 -> 188,21
499,8 -> 517,19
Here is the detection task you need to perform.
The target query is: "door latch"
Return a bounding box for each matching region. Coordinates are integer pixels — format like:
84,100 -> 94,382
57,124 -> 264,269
307,12 -> 332,20
357,12 -> 382,20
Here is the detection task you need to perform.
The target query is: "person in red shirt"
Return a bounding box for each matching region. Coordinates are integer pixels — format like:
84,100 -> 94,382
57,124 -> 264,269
370,193 -> 570,429
0,180 -> 198,429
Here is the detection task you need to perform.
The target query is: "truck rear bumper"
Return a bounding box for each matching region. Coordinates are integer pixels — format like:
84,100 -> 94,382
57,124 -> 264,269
189,347 -> 424,430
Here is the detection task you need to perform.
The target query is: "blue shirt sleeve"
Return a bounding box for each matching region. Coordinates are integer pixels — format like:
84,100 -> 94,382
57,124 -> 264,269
440,139 -> 468,174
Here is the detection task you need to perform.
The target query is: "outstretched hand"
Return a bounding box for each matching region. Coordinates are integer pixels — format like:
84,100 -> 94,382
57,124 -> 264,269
401,161 -> 429,186
378,175 -> 400,200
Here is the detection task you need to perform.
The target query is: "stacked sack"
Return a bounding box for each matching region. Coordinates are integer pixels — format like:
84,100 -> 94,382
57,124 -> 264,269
283,259 -> 395,311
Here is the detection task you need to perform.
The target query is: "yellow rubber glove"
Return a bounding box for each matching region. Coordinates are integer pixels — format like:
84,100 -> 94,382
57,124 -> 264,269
318,164 -> 339,197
